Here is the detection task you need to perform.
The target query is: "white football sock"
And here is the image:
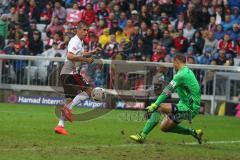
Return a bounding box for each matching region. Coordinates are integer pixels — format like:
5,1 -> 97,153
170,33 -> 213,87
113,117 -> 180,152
67,91 -> 89,110
58,113 -> 65,127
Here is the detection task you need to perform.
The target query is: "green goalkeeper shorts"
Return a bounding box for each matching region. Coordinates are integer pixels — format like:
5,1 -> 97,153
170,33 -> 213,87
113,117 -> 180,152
169,103 -> 199,124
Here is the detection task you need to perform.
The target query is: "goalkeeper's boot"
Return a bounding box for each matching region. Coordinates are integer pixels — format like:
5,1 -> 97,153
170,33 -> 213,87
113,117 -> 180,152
62,106 -> 72,122
192,129 -> 203,144
54,126 -> 68,135
129,132 -> 146,143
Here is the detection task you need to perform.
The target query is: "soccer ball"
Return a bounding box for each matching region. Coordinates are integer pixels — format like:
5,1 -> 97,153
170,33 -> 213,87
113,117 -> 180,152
91,87 -> 106,101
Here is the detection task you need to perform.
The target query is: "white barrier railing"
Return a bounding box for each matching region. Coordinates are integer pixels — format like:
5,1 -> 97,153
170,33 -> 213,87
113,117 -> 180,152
0,54 -> 240,71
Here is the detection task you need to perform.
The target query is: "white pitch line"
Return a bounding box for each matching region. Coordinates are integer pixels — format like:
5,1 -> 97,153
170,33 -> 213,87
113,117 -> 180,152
184,140 -> 240,145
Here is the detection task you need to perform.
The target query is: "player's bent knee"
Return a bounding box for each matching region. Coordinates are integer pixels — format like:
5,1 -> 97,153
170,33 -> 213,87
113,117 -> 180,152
66,98 -> 72,104
160,121 -> 169,132
160,125 -> 169,132
160,116 -> 173,132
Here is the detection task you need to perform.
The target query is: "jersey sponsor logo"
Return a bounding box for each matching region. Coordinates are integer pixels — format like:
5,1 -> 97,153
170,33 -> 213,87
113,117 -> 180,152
170,80 -> 176,88
72,47 -> 77,51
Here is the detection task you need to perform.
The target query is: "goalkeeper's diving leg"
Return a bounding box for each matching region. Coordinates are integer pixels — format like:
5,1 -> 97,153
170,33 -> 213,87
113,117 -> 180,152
129,103 -> 203,144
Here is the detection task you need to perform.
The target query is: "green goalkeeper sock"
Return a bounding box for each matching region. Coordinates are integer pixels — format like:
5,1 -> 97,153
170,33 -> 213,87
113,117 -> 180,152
167,125 -> 194,135
141,111 -> 160,137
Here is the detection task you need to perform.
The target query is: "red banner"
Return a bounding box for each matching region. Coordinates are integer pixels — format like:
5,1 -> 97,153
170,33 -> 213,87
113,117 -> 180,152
66,9 -> 83,23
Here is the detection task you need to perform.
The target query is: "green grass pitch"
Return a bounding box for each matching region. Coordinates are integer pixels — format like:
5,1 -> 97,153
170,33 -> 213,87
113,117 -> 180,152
0,103 -> 240,160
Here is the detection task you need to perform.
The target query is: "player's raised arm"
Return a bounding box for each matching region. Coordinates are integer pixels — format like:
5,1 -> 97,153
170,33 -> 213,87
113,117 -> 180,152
66,46 -> 102,63
66,52 -> 93,63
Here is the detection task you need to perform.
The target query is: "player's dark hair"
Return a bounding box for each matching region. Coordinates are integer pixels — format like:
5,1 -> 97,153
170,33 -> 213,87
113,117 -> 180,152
77,21 -> 89,30
174,54 -> 186,63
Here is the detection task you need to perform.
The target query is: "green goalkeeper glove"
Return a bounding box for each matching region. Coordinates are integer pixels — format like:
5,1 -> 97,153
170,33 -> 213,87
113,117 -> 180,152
146,103 -> 158,112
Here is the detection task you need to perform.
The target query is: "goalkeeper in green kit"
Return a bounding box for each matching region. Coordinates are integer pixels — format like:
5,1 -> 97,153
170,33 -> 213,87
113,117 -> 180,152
130,54 -> 203,144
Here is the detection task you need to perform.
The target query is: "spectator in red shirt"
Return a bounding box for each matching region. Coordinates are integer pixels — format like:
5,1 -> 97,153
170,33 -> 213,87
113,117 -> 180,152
235,39 -> 240,57
173,29 -> 188,52
151,44 -> 166,62
82,3 -> 96,25
15,0 -> 26,13
46,16 -> 65,37
45,32 -> 63,50
28,0 -> 41,22
218,33 -> 235,55
40,2 -> 53,24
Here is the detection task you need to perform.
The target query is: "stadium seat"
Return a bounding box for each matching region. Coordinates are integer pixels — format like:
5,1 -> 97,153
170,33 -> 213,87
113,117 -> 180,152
24,66 -> 38,84
37,66 -> 48,84
36,24 -> 46,32
234,58 -> 240,66
2,64 -> 16,83
5,39 -> 8,45
32,55 -> 49,67
41,32 -> 47,41
24,66 -> 48,85
43,40 -> 48,46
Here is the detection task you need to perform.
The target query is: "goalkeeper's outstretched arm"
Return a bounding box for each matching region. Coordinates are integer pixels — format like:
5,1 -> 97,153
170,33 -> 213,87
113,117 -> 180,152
154,80 -> 176,106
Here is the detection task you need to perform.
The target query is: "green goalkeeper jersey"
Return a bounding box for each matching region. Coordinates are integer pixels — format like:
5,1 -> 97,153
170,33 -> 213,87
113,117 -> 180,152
155,66 -> 201,115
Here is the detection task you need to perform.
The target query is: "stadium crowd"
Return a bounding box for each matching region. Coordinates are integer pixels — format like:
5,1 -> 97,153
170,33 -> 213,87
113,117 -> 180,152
0,0 -> 239,65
